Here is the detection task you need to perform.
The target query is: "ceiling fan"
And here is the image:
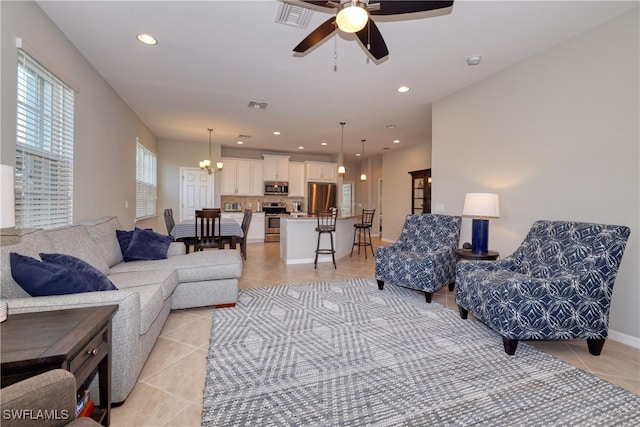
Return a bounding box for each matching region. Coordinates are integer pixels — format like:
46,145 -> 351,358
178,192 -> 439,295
292,1 -> 454,60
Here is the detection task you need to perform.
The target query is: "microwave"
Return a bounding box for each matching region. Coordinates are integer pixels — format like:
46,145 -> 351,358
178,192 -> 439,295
264,181 -> 288,195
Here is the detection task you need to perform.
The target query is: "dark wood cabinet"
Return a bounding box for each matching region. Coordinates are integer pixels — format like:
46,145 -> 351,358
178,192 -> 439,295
409,169 -> 431,214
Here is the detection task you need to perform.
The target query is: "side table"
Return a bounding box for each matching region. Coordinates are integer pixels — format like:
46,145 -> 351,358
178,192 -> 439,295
1,305 -> 118,426
454,248 -> 499,261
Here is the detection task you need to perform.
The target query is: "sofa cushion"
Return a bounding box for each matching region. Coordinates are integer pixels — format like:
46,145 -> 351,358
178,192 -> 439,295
0,229 -> 55,299
46,225 -> 111,275
83,216 -> 124,267
109,250 -> 243,282
40,253 -> 117,291
10,253 -> 108,296
124,229 -> 172,261
108,269 -> 178,302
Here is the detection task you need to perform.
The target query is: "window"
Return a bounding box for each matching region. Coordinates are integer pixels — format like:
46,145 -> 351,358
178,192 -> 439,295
136,139 -> 157,219
15,50 -> 74,229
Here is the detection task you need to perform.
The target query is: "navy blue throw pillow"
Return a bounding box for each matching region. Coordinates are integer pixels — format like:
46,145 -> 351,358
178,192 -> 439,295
123,228 -> 172,261
116,229 -> 137,261
10,253 -> 98,296
39,253 -> 117,291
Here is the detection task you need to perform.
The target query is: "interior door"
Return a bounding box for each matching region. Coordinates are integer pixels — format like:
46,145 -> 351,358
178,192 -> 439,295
180,168 -> 213,221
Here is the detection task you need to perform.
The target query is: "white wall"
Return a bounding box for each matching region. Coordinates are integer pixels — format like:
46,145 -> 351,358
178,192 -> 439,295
1,1 -> 157,230
381,143 -> 431,241
432,10 -> 639,343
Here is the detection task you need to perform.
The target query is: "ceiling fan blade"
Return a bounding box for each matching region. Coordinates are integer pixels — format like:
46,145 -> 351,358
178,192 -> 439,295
293,17 -> 337,53
355,19 -> 389,60
370,1 -> 454,16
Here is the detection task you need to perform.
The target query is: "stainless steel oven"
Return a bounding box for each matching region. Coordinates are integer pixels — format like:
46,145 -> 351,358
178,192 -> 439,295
262,202 -> 288,243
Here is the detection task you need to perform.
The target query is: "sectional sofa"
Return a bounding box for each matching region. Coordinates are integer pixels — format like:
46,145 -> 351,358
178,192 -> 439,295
0,216 -> 243,403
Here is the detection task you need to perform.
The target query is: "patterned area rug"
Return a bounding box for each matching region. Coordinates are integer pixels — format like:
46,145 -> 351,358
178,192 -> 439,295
201,278 -> 640,426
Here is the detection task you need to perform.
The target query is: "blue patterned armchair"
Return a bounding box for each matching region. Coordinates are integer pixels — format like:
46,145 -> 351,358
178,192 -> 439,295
375,214 -> 462,302
455,220 -> 630,355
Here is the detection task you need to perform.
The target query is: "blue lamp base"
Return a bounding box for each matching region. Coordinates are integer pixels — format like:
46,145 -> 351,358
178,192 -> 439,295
471,218 -> 490,253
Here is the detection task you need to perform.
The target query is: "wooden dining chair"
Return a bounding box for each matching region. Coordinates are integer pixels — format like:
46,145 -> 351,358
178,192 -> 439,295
194,209 -> 223,251
165,208 -> 194,253
235,209 -> 253,260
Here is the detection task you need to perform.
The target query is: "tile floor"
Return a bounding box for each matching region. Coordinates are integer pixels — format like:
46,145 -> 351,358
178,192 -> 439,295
111,238 -> 640,426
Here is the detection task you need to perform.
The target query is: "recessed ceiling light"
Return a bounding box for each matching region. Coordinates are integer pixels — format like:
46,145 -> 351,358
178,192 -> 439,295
321,142 -> 328,146
386,124 -> 396,129
355,153 -> 361,157
136,34 -> 158,45
393,139 -> 400,144
298,146 -> 304,150
237,141 -> 244,145
467,55 -> 482,66
273,130 -> 281,135
397,86 -> 410,93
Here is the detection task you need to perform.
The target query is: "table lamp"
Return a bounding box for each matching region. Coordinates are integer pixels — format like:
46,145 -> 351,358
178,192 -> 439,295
462,193 -> 500,254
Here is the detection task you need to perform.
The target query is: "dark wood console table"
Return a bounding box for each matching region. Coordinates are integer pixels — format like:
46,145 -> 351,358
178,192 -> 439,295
1,305 -> 118,426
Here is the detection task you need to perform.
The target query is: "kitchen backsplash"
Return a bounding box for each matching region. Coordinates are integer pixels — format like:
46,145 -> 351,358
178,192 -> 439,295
221,196 -> 304,212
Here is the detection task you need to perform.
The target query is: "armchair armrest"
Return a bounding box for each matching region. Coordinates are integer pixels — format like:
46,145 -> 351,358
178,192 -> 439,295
0,369 -> 101,427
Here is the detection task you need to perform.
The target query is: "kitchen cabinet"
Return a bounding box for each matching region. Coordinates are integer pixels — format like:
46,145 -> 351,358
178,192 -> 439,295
288,162 -> 305,197
263,155 -> 289,182
305,161 -> 337,183
222,211 -> 265,242
409,169 -> 431,214
221,158 -> 263,196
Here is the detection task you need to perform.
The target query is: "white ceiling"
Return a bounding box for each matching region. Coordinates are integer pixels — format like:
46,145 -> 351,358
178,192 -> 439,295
37,0 -> 637,162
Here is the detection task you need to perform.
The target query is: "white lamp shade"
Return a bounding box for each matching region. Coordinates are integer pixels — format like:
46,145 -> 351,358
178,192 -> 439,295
1,165 -> 16,228
462,193 -> 500,219
336,4 -> 368,33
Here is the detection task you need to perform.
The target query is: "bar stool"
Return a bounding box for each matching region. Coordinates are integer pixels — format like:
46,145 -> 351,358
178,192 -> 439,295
351,209 -> 375,258
314,210 -> 337,269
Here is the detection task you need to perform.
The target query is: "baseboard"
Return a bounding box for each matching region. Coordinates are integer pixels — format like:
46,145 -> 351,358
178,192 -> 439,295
608,329 -> 640,349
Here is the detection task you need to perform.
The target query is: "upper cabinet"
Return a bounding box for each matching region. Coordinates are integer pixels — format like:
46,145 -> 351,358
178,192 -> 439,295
263,155 -> 289,182
288,162 -> 305,197
221,158 -> 263,196
305,161 -> 337,183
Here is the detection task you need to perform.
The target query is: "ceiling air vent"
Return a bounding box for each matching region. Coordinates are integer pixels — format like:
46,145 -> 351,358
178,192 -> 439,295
275,2 -> 313,29
247,101 -> 268,110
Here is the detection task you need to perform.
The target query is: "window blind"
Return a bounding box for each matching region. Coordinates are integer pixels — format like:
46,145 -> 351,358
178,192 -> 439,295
16,49 -> 74,229
136,139 -> 157,219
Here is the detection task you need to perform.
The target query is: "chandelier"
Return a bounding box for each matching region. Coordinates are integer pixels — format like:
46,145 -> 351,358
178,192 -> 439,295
199,128 -> 223,175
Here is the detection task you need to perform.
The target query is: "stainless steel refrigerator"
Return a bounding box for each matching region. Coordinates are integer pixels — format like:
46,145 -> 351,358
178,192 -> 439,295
307,182 -> 337,214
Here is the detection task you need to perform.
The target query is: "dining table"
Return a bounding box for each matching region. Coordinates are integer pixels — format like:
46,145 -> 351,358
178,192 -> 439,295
170,218 -> 244,249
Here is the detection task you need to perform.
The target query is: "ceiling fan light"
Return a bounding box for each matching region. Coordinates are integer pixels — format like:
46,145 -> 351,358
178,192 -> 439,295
336,4 -> 368,33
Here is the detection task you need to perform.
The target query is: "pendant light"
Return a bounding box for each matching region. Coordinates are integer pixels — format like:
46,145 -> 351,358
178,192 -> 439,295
338,122 -> 346,176
199,128 -> 223,175
360,139 -> 367,181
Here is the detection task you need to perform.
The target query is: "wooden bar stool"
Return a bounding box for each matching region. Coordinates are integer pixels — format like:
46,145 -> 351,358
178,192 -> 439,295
351,209 -> 375,258
314,210 -> 337,269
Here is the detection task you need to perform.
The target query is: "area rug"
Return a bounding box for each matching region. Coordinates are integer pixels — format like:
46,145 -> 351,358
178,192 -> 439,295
201,278 -> 640,426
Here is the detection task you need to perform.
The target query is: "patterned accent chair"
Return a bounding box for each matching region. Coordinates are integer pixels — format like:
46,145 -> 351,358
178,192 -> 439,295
375,214 -> 462,303
455,220 -> 630,355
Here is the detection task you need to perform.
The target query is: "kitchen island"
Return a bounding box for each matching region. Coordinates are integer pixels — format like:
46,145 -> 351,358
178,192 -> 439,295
280,215 -> 358,265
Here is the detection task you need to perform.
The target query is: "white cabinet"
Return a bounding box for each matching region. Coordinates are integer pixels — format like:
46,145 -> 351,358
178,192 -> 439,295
263,155 -> 289,182
305,161 -> 337,183
221,212 -> 265,243
248,212 -> 265,242
288,162 -> 305,197
221,158 -> 263,196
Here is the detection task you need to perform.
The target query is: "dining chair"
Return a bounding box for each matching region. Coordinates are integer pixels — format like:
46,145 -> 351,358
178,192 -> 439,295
194,209 -> 223,251
235,209 -> 253,260
164,208 -> 194,253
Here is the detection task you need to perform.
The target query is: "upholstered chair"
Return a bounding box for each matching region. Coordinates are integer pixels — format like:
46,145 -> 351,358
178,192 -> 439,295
455,220 -> 630,355
375,214 -> 462,303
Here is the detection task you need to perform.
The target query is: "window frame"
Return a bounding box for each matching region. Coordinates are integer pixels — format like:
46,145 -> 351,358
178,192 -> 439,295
135,139 -> 157,220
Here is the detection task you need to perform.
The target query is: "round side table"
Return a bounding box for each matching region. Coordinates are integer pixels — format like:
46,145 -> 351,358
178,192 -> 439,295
454,248 -> 499,261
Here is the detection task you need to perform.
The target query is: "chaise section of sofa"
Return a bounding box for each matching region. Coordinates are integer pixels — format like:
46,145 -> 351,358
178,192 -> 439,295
0,216 -> 242,403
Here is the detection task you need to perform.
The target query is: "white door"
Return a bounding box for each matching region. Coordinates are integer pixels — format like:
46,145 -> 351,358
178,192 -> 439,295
180,168 -> 214,221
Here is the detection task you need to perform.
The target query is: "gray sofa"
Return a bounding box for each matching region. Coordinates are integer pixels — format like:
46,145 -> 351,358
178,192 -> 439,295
0,216 -> 243,404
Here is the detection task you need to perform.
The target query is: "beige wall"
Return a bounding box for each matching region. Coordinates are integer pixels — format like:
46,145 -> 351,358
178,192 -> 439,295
1,1 -> 157,230
432,10 -> 639,343
381,143 -> 431,241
